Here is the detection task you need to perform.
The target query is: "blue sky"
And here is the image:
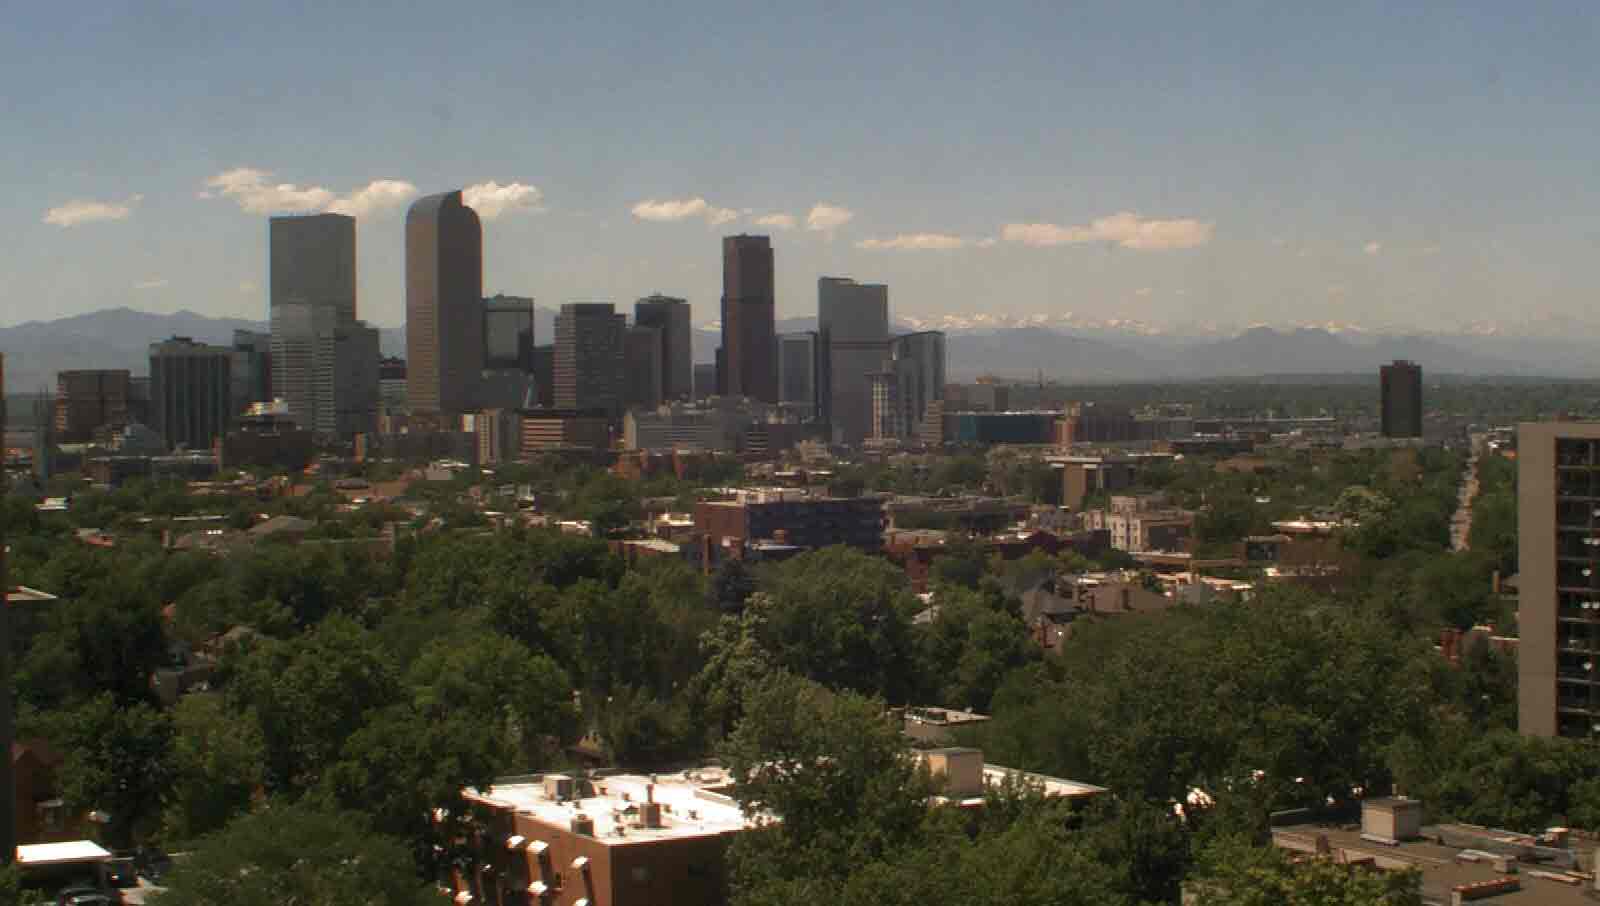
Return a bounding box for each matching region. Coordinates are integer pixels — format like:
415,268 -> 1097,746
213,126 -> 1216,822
5,1 -> 1599,334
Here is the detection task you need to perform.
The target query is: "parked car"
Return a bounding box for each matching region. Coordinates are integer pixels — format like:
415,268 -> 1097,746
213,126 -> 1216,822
55,886 -> 113,906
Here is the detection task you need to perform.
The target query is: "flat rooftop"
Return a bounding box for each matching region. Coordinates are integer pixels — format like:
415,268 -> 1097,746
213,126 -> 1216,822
17,840 -> 111,866
982,764 -> 1106,801
464,768 -> 753,845
1274,823 -> 1596,906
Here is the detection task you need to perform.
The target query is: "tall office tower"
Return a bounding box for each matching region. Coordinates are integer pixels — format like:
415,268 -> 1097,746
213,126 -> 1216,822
623,325 -> 664,411
231,330 -> 273,412
868,366 -> 904,441
778,331 -> 819,417
316,323 -> 380,437
484,294 -> 536,372
270,213 -> 356,324
720,235 -> 777,402
693,363 -> 718,402
635,294 -> 692,402
818,276 -> 889,445
273,302 -> 380,438
53,370 -> 131,442
149,337 -> 233,450
1517,421 -> 1600,739
890,331 -> 947,440
554,303 -> 625,416
530,345 -> 555,408
1380,360 -> 1423,438
270,213 -> 356,429
378,357 -> 408,414
407,191 -> 485,414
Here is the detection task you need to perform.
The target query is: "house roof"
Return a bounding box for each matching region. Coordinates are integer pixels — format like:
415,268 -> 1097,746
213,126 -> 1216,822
12,738 -> 63,767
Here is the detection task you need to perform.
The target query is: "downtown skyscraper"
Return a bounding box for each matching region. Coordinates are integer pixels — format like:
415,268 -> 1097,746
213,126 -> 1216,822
818,276 -> 889,445
634,294 -> 693,402
268,213 -> 379,438
720,235 -> 777,403
407,191 -> 484,416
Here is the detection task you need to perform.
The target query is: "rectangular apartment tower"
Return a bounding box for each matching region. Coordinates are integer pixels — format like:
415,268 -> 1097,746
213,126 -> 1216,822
1518,421 -> 1600,739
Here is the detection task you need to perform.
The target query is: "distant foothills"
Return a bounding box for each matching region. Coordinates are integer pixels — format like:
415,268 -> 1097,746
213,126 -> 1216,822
1,305 -> 1596,393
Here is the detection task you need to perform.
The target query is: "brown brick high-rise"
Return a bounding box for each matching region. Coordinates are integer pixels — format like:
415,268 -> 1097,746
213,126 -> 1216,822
407,191 -> 484,415
720,235 -> 776,403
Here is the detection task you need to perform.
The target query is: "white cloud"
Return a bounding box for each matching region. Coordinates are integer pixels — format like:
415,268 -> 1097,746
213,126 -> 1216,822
754,213 -> 797,230
630,197 -> 737,226
463,181 -> 544,220
1364,241 -> 1382,255
205,168 -> 334,214
327,179 -> 419,217
133,278 -> 169,290
856,233 -> 967,251
43,194 -> 141,227
202,168 -> 418,218
1135,287 -> 1154,297
976,237 -> 998,248
806,203 -> 854,233
1001,212 -> 1213,250
239,281 -> 258,293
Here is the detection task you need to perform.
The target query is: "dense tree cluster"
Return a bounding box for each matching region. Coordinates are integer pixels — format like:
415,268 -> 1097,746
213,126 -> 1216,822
0,439 -> 1558,905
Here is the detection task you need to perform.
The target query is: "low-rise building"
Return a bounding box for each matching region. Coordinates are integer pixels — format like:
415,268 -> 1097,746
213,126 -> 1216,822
694,490 -> 885,562
1267,799 -> 1595,906
521,411 -> 611,454
451,768 -> 750,906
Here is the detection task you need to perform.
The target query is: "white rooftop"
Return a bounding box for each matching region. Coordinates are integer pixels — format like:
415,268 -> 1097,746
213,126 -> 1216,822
17,840 -> 111,866
464,769 -> 754,845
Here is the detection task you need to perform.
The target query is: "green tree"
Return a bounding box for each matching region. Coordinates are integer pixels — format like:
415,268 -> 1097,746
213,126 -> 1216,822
1188,835 -> 1421,906
756,548 -> 920,702
46,693 -> 174,847
149,802 -> 436,906
223,616 -> 399,792
163,694 -> 268,842
722,673 -> 931,896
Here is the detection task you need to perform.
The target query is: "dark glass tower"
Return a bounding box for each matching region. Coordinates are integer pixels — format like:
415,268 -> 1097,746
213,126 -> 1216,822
720,235 -> 777,403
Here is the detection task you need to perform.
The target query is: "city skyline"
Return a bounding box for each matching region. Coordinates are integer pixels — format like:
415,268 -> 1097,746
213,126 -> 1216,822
9,4 -> 1600,335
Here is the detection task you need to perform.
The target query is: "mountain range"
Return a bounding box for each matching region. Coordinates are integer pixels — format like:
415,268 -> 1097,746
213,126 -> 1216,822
0,306 -> 1593,394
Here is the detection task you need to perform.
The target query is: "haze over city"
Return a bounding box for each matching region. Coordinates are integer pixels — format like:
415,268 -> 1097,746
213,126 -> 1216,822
7,2 -> 1600,334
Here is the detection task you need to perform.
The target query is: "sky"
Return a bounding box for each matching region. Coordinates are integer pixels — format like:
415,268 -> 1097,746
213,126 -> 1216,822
4,1 -> 1600,335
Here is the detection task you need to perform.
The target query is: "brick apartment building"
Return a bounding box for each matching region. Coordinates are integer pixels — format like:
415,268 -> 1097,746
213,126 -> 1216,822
694,490 -> 885,560
450,769 -> 748,906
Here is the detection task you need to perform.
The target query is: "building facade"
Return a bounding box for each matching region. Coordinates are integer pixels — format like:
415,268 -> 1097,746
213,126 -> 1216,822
520,411 -> 611,454
635,295 -> 693,402
818,276 -> 889,445
1518,421 -> 1600,739
1380,359 -> 1423,439
269,213 -> 358,433
890,331 -> 946,440
695,491 -> 886,555
406,191 -> 485,415
554,304 -> 626,416
230,329 -> 273,413
721,235 -> 777,403
149,337 -> 232,451
777,331 -> 819,418
53,370 -> 130,443
483,294 -> 536,372
623,325 -> 664,412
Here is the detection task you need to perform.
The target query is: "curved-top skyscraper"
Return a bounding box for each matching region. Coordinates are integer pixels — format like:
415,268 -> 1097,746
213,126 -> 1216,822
406,190 -> 484,415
